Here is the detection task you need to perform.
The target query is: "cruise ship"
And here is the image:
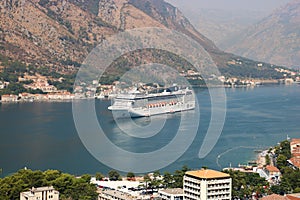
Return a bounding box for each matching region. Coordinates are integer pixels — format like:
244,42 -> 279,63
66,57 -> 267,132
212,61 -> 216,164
108,87 -> 195,118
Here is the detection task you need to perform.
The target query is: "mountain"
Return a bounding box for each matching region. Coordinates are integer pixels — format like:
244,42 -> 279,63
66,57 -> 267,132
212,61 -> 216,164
170,7 -> 266,47
0,0 -> 117,73
222,0 -> 300,68
0,0 -> 286,83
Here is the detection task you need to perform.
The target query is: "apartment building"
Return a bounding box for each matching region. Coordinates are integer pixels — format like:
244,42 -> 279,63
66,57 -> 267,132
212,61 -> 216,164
20,186 -> 59,200
183,169 -> 231,200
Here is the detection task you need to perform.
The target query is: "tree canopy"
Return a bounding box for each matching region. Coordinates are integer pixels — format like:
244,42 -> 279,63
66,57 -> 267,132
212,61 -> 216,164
0,169 -> 98,200
223,169 -> 269,199
108,170 -> 121,181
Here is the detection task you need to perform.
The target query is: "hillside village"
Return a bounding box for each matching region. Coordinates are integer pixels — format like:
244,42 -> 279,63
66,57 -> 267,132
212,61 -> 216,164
0,0 -> 299,104
1,66 -> 300,102
0,0 -> 300,200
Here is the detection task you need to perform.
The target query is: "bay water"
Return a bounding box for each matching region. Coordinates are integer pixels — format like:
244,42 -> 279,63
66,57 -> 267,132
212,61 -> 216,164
1,85 -> 300,176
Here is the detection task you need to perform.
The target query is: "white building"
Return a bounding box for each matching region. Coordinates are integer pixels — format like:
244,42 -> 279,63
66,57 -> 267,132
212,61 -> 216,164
98,189 -> 137,200
264,166 -> 281,182
20,186 -> 59,200
183,169 -> 231,200
158,188 -> 183,200
0,81 -> 4,89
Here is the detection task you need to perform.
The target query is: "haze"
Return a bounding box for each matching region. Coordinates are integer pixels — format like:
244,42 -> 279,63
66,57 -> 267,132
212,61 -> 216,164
166,0 -> 292,12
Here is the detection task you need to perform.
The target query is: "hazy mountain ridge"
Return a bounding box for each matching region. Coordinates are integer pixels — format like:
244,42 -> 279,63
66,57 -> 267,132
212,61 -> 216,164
223,0 -> 300,68
176,8 -> 267,47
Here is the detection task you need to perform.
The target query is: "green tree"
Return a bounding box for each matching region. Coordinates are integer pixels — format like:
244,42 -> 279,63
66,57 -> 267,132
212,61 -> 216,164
270,185 -> 282,195
0,169 -> 98,200
181,165 -> 190,173
265,154 -> 271,165
275,140 -> 291,159
162,171 -> 173,188
81,174 -> 92,183
153,170 -> 160,177
69,178 -> 98,200
0,169 -> 47,199
143,174 -> 151,190
0,182 -> 10,200
294,188 -> 300,193
276,154 -> 287,170
151,170 -> 162,189
126,172 -> 135,180
171,165 -> 190,188
52,173 -> 97,199
224,169 -> 269,199
95,172 -> 104,181
52,173 -> 74,198
108,170 -> 121,181
280,168 -> 300,193
44,170 -> 61,182
4,82 -> 27,95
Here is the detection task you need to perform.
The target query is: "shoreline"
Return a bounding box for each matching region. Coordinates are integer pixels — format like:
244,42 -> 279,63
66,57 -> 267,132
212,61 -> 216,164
1,82 -> 292,103
255,150 -> 268,168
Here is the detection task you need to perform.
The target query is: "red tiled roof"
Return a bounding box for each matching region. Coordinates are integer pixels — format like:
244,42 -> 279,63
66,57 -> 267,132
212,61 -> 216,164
287,194 -> 300,200
293,153 -> 300,157
290,157 -> 300,168
260,194 -> 289,200
291,139 -> 300,145
185,169 -> 230,179
265,165 -> 280,173
292,147 -> 300,157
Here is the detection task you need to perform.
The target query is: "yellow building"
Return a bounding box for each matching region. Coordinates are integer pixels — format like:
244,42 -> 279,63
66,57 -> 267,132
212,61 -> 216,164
183,169 -> 231,200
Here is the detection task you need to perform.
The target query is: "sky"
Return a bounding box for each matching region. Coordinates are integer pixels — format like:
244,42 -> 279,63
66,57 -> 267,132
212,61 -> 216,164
165,0 -> 292,12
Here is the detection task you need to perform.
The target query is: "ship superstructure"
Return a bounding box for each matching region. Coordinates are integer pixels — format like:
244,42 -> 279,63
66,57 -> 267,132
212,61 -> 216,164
108,87 -> 195,117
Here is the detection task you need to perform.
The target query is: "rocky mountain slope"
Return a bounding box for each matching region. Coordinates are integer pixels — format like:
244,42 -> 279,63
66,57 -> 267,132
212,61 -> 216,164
0,0 -> 117,73
0,0 -> 286,80
172,8 -> 266,47
223,0 -> 300,68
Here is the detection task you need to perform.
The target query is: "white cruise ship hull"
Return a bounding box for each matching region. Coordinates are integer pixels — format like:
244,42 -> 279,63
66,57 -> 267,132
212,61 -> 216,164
108,101 -> 195,118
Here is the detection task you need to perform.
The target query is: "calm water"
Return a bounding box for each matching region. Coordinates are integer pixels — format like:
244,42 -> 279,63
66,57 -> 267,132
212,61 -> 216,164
1,85 -> 300,176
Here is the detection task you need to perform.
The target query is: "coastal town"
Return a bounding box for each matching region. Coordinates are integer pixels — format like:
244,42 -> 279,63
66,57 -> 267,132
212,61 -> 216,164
0,0 -> 299,200
94,137 -> 300,200
1,137 -> 299,200
1,64 -> 300,103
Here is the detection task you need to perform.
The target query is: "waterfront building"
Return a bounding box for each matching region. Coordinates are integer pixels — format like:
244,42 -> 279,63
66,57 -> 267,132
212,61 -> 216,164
288,157 -> 300,169
288,138 -> 300,169
91,179 -> 142,191
0,81 -> 4,89
260,193 -> 300,199
20,186 -> 59,200
98,189 -> 137,200
264,165 -> 281,184
290,138 -> 300,155
158,188 -> 184,200
1,94 -> 18,102
291,139 -> 300,157
183,169 -> 231,200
